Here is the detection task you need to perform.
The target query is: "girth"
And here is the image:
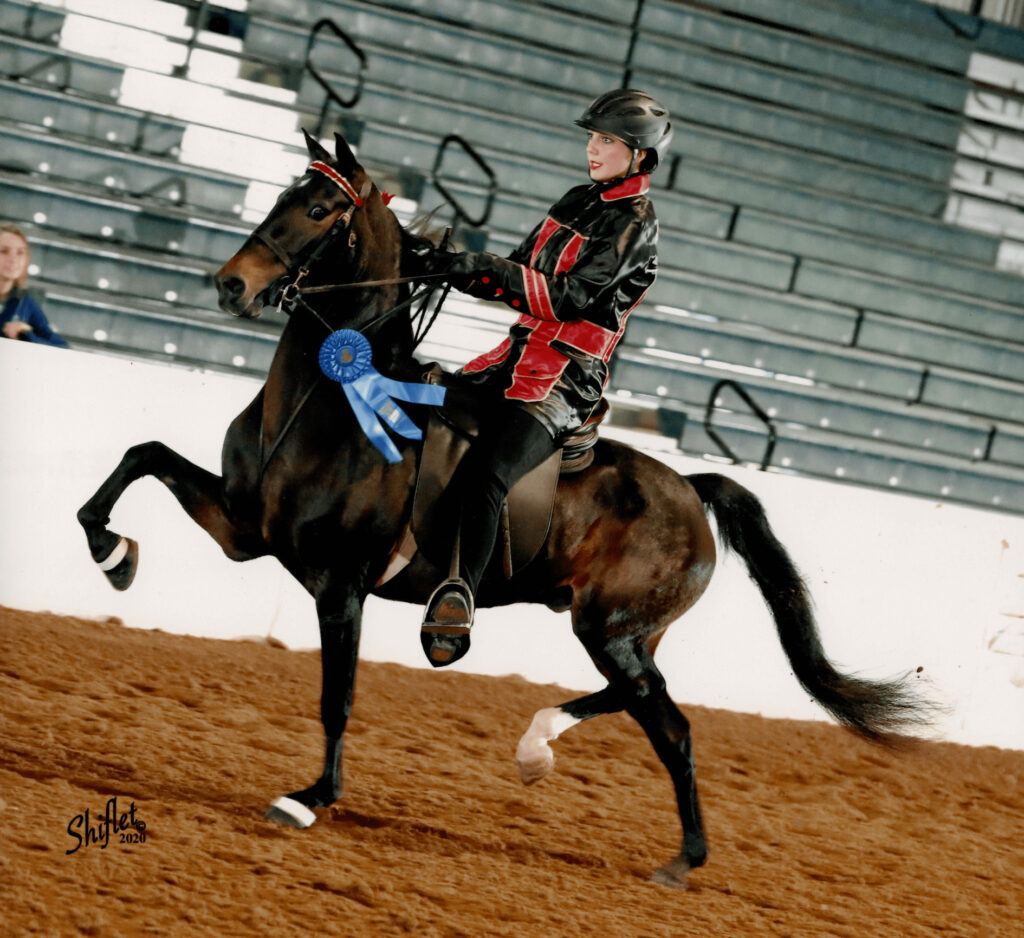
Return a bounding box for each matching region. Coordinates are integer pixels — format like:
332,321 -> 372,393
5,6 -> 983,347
374,378 -> 607,587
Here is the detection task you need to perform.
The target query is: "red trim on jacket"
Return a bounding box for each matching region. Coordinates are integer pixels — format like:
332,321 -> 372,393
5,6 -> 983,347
462,336 -> 513,374
554,233 -> 585,275
529,217 -> 560,267
600,174 -> 649,201
462,294 -> 645,401
521,267 -> 557,321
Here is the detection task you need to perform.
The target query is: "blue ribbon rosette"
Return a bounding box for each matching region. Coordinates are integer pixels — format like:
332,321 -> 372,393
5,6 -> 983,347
319,329 -> 446,463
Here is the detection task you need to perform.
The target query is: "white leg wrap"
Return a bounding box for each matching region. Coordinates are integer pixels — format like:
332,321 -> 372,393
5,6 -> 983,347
516,707 -> 581,785
98,537 -> 129,571
269,796 -> 316,828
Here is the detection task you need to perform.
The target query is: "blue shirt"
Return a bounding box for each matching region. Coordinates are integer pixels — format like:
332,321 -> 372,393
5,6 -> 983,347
1,289 -> 68,348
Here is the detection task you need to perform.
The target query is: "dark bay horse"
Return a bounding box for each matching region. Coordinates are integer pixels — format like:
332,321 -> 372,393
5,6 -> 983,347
77,131 -> 931,887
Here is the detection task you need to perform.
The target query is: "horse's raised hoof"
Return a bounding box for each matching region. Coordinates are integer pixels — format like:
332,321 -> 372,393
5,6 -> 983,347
651,857 -> 691,889
265,796 -> 317,829
97,536 -> 139,591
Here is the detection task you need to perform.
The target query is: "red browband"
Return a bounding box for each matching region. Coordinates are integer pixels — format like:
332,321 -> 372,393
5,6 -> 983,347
309,160 -> 364,206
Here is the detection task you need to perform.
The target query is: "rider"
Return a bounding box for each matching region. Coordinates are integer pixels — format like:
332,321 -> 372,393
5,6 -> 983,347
421,89 -> 672,665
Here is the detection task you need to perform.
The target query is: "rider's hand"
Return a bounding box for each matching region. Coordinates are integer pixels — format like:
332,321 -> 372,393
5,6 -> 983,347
406,237 -> 457,278
444,251 -> 480,289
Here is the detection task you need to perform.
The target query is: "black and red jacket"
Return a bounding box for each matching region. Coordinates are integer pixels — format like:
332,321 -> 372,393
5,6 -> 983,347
453,174 -> 658,428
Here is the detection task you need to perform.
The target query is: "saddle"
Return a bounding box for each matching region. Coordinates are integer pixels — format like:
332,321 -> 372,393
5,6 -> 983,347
375,378 -> 608,587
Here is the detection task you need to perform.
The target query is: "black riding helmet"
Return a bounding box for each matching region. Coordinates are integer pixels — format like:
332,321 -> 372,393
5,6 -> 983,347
575,89 -> 673,173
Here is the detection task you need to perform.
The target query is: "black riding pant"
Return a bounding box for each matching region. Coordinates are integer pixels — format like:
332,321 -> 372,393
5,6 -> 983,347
451,401 -> 558,596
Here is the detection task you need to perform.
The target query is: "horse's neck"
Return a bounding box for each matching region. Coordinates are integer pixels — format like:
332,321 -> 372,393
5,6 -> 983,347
370,305 -> 416,372
264,290 -> 414,397
350,210 -> 417,371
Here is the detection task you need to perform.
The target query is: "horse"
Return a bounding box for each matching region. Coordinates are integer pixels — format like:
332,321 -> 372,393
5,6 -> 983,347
77,130 -> 931,887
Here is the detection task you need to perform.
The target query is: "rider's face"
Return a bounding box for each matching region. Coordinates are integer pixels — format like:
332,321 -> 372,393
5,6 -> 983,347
586,131 -> 638,182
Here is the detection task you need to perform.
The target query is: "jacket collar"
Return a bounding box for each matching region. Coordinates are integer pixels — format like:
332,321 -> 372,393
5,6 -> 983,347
598,174 -> 650,201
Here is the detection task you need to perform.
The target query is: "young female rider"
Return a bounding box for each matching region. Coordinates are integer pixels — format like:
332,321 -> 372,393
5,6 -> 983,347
421,89 -> 672,666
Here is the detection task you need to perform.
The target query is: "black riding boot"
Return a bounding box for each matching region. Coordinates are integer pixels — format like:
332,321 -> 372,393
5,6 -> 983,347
421,405 -> 558,667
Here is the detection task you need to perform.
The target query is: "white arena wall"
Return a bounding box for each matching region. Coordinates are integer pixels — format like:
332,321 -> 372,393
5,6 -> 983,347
2,340 -> 1022,750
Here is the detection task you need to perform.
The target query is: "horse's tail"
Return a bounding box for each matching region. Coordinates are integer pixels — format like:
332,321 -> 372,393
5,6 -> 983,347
687,472 -> 933,742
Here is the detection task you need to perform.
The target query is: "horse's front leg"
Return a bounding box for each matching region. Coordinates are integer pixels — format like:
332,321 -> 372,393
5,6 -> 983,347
77,441 -> 260,589
266,585 -> 362,828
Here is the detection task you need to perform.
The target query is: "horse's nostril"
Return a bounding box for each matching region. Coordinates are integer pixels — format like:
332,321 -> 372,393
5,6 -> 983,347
218,275 -> 246,301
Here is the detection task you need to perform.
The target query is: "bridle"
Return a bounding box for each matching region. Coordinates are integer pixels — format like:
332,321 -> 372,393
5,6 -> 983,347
254,160 -> 450,341
252,160 -> 371,313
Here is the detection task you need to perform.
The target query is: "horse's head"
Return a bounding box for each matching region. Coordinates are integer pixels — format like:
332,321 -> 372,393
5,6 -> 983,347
215,131 -> 388,319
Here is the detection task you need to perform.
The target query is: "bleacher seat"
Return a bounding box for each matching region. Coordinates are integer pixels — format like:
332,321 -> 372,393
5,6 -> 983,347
622,304 -> 1024,426
669,404 -> 1024,513
920,367 -> 1024,425
673,160 -> 1000,264
634,35 -> 964,148
623,306 -> 924,399
632,70 -> 959,182
735,209 -> 1024,306
0,119 -> 250,216
856,312 -> 1024,385
249,0 -> 632,59
642,267 -> 860,343
989,423 -> 1024,470
670,122 -> 950,214
794,260 -> 1024,344
39,280 -> 279,376
24,227 -> 219,310
0,32 -> 125,100
244,1 -> 621,94
0,170 -> 248,262
1,0 -> 65,43
638,0 -> 971,111
610,348 -> 995,460
0,76 -> 185,156
681,0 -> 974,70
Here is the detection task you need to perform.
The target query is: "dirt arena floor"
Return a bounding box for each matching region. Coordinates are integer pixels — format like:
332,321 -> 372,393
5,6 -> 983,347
2,605 -> 1021,937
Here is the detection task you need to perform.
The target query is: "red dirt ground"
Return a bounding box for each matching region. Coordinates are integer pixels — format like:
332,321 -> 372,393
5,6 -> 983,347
1,605 -> 1021,937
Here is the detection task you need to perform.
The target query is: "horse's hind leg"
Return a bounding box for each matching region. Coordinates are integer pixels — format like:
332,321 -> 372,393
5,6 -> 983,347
77,441 -> 259,589
516,687 -> 623,784
576,615 -> 707,888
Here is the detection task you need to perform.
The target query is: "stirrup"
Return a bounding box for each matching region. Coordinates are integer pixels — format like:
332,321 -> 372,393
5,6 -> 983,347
421,577 -> 474,668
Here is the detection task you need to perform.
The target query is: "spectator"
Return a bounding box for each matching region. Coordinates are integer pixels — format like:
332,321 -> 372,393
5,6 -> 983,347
0,223 -> 68,348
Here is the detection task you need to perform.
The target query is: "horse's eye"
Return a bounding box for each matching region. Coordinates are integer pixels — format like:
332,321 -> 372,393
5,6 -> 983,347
308,205 -> 329,221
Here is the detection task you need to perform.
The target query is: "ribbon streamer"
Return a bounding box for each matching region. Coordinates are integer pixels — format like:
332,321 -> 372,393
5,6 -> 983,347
319,329 -> 446,463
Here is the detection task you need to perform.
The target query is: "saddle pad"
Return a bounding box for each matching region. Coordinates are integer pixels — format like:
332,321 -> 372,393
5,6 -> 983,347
411,408 -> 561,578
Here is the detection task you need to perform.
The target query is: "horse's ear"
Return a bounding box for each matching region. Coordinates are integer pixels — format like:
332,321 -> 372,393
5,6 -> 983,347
333,132 -> 360,176
302,128 -> 332,164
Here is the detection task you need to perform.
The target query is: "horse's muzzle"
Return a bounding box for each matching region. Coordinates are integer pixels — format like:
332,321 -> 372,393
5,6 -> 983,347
214,270 -> 263,319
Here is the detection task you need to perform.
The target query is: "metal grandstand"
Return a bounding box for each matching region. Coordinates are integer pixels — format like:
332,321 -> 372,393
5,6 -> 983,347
3,0 -> 1024,512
